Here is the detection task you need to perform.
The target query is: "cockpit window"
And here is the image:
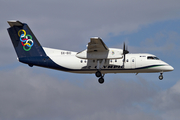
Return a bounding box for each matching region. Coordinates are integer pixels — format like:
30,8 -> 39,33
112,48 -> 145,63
154,57 -> 159,60
147,56 -> 159,60
147,56 -> 154,59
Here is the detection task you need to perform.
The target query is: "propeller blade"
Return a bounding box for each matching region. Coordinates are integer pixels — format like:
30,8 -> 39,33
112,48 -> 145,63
123,43 -> 125,51
123,54 -> 126,62
122,42 -> 129,62
123,43 -> 129,54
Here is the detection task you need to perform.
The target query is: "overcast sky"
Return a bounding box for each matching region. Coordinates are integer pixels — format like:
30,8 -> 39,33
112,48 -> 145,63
0,0 -> 180,120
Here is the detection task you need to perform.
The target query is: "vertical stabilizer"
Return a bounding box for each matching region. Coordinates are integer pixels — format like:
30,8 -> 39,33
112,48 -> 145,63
7,20 -> 46,58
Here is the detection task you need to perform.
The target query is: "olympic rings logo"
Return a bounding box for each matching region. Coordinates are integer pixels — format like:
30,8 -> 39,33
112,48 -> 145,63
18,29 -> 34,51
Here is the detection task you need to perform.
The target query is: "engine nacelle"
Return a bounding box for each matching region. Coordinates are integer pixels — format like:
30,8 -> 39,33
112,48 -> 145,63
76,48 -> 123,59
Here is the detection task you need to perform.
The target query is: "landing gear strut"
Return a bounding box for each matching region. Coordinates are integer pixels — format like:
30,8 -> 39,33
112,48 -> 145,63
159,72 -> 163,80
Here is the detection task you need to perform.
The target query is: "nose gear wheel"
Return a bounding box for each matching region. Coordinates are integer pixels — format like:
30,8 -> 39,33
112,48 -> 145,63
159,73 -> 163,80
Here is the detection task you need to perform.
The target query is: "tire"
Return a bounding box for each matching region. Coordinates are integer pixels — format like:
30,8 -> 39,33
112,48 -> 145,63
159,75 -> 163,80
95,71 -> 102,77
98,77 -> 104,84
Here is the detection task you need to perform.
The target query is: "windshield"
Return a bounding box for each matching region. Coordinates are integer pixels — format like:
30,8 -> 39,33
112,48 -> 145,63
147,56 -> 159,60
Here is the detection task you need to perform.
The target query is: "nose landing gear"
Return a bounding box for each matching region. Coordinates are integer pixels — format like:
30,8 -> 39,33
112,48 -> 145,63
159,72 -> 163,80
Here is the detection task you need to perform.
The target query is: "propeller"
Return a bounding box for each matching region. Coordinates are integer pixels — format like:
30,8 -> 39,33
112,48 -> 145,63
123,42 -> 129,63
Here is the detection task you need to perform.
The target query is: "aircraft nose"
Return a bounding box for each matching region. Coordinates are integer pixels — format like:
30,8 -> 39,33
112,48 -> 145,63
168,65 -> 174,71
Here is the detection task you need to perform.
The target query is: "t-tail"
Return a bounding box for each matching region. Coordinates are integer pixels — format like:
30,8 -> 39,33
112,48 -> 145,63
7,20 -> 52,68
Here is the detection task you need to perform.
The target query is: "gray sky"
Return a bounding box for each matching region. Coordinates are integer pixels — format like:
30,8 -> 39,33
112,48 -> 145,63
0,0 -> 180,120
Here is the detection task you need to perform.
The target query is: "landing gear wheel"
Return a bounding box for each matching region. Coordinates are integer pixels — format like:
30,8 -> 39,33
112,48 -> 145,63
95,71 -> 102,77
159,73 -> 163,80
98,77 -> 104,84
159,75 -> 163,80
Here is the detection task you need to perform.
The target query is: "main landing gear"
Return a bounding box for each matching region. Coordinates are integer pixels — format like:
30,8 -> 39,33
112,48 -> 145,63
95,70 -> 105,84
159,72 -> 163,80
95,59 -> 105,84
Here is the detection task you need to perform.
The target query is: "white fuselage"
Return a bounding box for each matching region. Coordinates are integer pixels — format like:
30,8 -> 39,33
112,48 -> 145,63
43,47 -> 174,74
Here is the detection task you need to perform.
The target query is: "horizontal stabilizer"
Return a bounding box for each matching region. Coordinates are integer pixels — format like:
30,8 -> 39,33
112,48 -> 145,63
7,20 -> 23,27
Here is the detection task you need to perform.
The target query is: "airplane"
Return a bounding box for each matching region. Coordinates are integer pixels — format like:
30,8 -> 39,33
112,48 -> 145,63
7,20 -> 174,84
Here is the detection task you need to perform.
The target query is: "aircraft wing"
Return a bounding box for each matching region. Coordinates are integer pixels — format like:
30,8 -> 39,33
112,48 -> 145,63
76,37 -> 122,59
87,37 -> 109,52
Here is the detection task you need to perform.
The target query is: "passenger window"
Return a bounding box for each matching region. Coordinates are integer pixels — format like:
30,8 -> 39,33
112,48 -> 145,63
126,59 -> 128,62
132,59 -> 134,62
